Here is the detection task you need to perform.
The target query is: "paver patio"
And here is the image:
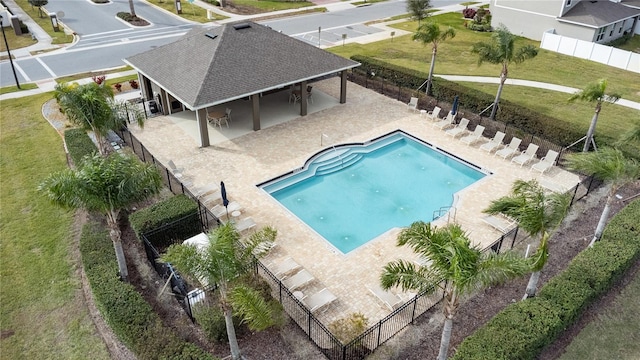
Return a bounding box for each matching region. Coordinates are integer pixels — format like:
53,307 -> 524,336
127,77 -> 580,325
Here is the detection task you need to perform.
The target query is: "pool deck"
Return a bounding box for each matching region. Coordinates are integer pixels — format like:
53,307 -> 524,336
128,77 -> 580,325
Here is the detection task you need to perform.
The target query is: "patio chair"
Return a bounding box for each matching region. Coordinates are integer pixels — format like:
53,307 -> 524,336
282,269 -> 314,291
426,106 -> 441,121
211,201 -> 241,219
307,85 -> 313,104
224,108 -> 232,123
539,178 -> 569,194
433,112 -> 455,129
495,137 -> 522,159
407,97 -> 419,112
445,118 -> 470,138
300,288 -> 338,313
167,160 -> 184,178
531,150 -> 559,174
460,125 -> 485,145
235,217 -> 256,233
480,131 -> 506,153
368,284 -> 403,310
512,143 -> 539,166
271,257 -> 302,279
482,214 -> 517,234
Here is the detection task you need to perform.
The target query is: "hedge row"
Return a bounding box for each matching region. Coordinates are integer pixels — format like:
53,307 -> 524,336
451,199 -> 640,359
64,128 -> 97,166
80,220 -> 217,360
349,55 -> 615,150
129,194 -> 202,248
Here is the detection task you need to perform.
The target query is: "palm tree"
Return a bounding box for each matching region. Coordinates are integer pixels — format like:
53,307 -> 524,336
413,22 -> 456,96
381,222 -> 529,360
471,25 -> 538,120
39,153 -> 162,282
565,148 -> 640,247
55,82 -> 144,156
162,223 -> 278,360
484,179 -> 571,299
568,79 -> 621,152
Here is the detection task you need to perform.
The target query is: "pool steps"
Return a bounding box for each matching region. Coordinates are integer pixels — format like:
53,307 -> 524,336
263,133 -> 405,194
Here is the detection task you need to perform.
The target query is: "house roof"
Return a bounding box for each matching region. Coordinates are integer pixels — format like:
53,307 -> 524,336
621,0 -> 640,9
124,22 -> 360,110
558,0 -> 640,28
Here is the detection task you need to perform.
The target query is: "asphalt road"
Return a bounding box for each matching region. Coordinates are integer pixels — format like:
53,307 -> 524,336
1,0 -> 460,87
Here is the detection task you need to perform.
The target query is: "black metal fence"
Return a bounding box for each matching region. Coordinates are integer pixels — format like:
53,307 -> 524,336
114,81 -> 603,359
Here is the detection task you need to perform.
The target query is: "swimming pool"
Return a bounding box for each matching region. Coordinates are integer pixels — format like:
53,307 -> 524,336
260,131 -> 488,253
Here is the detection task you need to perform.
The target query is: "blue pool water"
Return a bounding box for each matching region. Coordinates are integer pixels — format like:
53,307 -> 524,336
260,131 -> 487,253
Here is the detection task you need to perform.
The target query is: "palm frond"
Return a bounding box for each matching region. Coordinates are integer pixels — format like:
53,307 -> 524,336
242,226 -> 277,259
380,259 -> 441,293
566,148 -> 640,186
468,251 -> 530,294
230,285 -> 276,331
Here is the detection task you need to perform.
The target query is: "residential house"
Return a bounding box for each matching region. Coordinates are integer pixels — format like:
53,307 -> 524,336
489,0 -> 640,42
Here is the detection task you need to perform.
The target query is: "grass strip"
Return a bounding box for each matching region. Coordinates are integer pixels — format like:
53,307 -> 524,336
0,93 -> 110,359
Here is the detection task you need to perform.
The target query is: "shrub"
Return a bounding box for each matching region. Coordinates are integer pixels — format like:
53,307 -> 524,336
329,312 -> 369,344
452,199 -> 640,359
117,12 -> 134,22
19,20 -> 29,34
462,8 -> 476,19
129,79 -> 139,89
114,83 -> 122,92
80,219 -> 216,359
194,304 -> 243,343
64,128 -> 97,166
129,194 -> 201,247
91,75 -> 106,85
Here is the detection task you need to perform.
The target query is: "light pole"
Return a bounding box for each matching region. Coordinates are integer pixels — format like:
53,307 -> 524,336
0,15 -> 21,89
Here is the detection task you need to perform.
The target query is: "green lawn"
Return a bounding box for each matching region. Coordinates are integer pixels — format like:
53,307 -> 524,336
329,13 -> 640,102
559,272 -> 640,360
146,0 -> 227,22
458,82 -> 640,156
230,0 -> 315,12
0,28 -> 37,52
0,94 -> 110,359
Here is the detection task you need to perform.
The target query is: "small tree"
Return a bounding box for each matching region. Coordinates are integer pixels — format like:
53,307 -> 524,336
55,82 -> 144,156
129,0 -> 137,17
406,0 -> 431,25
471,25 -> 538,120
28,0 -> 48,18
381,222 -> 529,360
413,22 -> 456,95
568,79 -> 621,152
162,223 -> 278,360
565,148 -> 640,247
39,153 -> 162,282
484,179 -> 571,299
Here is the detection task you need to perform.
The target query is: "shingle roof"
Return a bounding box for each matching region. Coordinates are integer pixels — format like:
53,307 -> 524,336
124,22 -> 360,109
559,0 -> 640,27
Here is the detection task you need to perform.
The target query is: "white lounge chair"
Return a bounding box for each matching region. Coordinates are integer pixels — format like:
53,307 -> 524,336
283,269 -> 314,291
426,106 -> 441,121
512,143 -> 539,166
300,288 -> 338,313
271,257 -> 302,279
531,150 -> 559,174
433,112 -> 455,129
368,284 -> 403,310
167,160 -> 184,178
407,97 -> 419,112
235,217 -> 256,233
445,118 -> 470,138
482,214 -> 517,233
495,137 -> 522,159
460,125 -> 485,145
539,178 -> 569,194
480,131 -> 506,153
211,202 -> 241,218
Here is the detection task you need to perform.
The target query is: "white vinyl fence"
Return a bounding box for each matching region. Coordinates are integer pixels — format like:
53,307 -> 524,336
541,31 -> 640,73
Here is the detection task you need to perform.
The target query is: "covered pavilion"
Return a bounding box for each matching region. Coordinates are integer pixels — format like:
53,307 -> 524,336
124,21 -> 360,147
